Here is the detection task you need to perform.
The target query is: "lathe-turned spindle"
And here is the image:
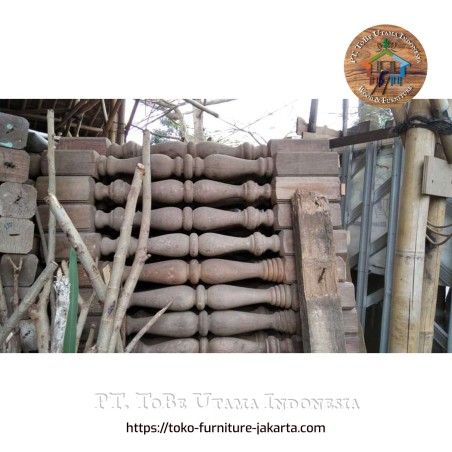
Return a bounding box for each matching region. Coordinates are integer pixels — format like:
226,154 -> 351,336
100,231 -> 280,257
126,309 -> 297,337
41,150 -> 273,181
134,336 -> 296,353
130,284 -> 297,311
95,205 -> 274,232
94,179 -> 271,206
108,140 -> 269,160
121,257 -> 286,285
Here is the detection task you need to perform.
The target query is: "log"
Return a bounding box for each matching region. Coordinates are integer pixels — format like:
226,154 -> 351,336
134,336 -> 297,353
273,202 -> 342,229
0,148 -> 30,183
291,190 -> 346,352
274,152 -> 339,176
36,176 -> 95,204
100,231 -> 280,258
271,177 -> 341,203
95,179 -> 272,206
121,257 -> 288,285
0,182 -> 37,219
95,205 -> 274,232
108,140 -> 269,159
0,254 -> 39,286
129,284 -> 298,311
41,150 -> 274,181
0,217 -> 34,254
126,310 -> 298,337
0,112 -> 29,149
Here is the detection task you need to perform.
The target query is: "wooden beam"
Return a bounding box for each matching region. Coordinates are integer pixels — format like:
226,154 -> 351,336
291,190 -> 346,353
329,126 -> 397,148
0,112 -> 29,149
308,99 -> 318,133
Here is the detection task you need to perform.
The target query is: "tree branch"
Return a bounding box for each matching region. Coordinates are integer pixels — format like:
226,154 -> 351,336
125,301 -> 173,353
97,163 -> 145,353
0,262 -> 58,347
108,131 -> 152,352
183,99 -> 220,118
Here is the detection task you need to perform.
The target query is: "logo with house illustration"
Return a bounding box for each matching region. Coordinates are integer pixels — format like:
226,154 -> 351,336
344,25 -> 427,106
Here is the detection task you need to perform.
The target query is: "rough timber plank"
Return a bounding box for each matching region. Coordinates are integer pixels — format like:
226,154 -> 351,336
278,229 -> 348,256
38,204 -> 96,232
0,254 -> 39,286
0,148 -> 30,183
0,113 -> 29,149
291,190 -> 346,353
268,139 -> 330,154
36,176 -> 96,204
273,202 -> 342,229
57,137 -> 111,155
0,217 -> 34,254
0,182 -> 37,219
338,282 -> 356,310
274,152 -> 339,177
41,149 -> 100,178
272,177 -> 341,203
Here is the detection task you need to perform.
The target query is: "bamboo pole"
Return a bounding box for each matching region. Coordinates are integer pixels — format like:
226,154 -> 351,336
96,163 -> 145,353
0,262 -> 58,346
108,131 -> 152,352
117,100 -> 126,145
45,193 -> 107,302
389,100 -> 436,352
429,99 -> 452,163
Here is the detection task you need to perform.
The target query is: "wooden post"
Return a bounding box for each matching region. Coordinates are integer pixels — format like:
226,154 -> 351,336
429,99 -> 452,163
389,100 -> 436,352
291,189 -> 346,352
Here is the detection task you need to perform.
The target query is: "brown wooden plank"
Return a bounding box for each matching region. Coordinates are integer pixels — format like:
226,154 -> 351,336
0,182 -> 37,219
329,126 -> 396,149
0,148 -> 30,183
0,112 -> 29,150
79,288 -> 103,315
36,176 -> 95,204
0,254 -> 39,286
278,229 -> 348,256
273,202 -> 342,229
52,232 -> 102,260
345,334 -> 360,353
268,138 -> 330,155
38,204 -> 96,232
422,156 -> 452,198
57,137 -> 111,155
274,152 -> 339,177
0,217 -> 34,254
291,189 -> 346,353
271,176 -> 341,203
41,149 -> 100,178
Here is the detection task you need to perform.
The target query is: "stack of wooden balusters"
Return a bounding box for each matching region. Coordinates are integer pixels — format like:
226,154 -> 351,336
33,136 -> 359,352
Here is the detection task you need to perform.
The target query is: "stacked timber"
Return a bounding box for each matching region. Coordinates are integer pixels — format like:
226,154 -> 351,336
0,113 -> 38,348
34,136 -> 360,353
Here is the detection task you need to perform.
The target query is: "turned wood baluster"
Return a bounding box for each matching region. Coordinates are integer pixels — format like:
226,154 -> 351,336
107,140 -> 268,159
95,206 -> 274,232
100,231 -> 280,257
121,258 -> 286,285
134,336 -> 296,353
126,309 -> 297,337
129,284 -> 298,310
94,179 -> 271,205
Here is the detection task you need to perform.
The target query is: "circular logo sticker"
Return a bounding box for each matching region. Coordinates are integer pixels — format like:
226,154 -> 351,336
344,24 -> 427,106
